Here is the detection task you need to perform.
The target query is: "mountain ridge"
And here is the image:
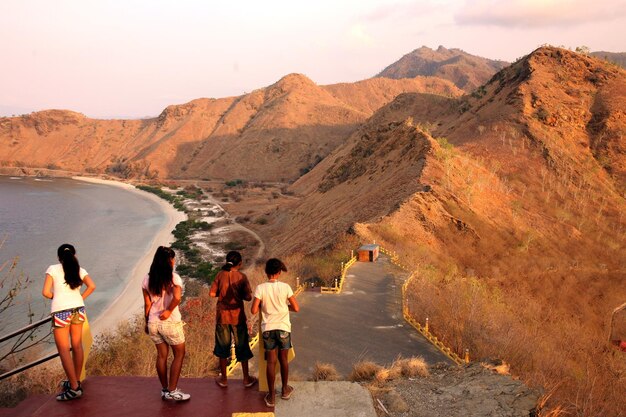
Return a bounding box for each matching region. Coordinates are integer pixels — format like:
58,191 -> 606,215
262,46 -> 625,415
0,73 -> 462,182
375,45 -> 509,92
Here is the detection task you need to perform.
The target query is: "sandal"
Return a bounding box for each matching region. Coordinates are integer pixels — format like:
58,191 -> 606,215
281,385 -> 294,400
244,376 -> 258,388
215,378 -> 228,388
264,393 -> 275,407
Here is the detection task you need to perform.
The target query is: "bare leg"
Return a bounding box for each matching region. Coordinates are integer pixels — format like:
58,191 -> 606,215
168,343 -> 185,391
69,323 -> 84,385
155,343 -> 169,390
242,361 -> 250,381
217,357 -> 228,385
278,349 -> 291,396
53,327 -> 79,390
265,349 -> 277,403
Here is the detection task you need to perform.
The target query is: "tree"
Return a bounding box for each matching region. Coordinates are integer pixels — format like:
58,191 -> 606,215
575,46 -> 590,55
0,241 -> 52,366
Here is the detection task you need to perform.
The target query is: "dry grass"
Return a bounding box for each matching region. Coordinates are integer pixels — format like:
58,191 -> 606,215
0,363 -> 64,407
373,368 -> 397,386
370,357 -> 429,387
86,317 -> 158,377
311,362 -> 340,381
396,265 -> 626,416
353,133 -> 626,416
390,357 -> 429,378
349,361 -> 383,382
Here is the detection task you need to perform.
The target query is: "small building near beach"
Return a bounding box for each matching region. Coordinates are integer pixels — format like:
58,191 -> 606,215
357,244 -> 380,262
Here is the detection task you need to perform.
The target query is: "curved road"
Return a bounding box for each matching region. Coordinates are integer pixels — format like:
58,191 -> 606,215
290,256 -> 452,377
191,182 -> 451,376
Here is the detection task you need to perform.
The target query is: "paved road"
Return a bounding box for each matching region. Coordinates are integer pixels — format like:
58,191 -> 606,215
290,256 -> 451,377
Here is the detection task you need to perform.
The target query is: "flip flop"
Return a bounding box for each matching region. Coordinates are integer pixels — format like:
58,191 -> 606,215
244,376 -> 258,388
281,385 -> 294,400
264,393 -> 275,407
215,378 -> 228,388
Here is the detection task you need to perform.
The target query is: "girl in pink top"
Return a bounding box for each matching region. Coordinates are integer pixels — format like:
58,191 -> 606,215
142,246 -> 190,401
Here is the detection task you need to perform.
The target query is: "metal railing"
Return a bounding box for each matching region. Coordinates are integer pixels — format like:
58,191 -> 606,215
320,256 -> 357,294
0,316 -> 93,381
0,317 -> 55,381
380,246 -> 469,366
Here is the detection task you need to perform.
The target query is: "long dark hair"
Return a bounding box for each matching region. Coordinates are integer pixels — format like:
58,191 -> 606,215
57,244 -> 82,290
221,251 -> 242,271
148,246 -> 175,295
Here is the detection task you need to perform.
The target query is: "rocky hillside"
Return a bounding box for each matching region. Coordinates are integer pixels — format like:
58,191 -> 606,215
0,75 -> 461,182
264,47 -> 625,415
376,45 -> 509,92
591,51 -> 626,69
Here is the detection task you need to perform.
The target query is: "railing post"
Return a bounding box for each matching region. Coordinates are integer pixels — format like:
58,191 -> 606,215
425,317 -> 429,333
350,249 -> 354,259
334,278 -> 338,288
296,276 -> 300,288
464,349 -> 470,364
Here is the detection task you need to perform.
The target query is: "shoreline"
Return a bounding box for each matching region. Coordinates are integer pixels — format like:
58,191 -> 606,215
72,176 -> 188,336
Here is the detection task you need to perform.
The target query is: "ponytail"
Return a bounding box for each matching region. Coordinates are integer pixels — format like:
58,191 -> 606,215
57,244 -> 82,290
221,251 -> 242,271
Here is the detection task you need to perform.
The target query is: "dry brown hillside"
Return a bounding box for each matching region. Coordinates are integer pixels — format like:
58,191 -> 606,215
591,51 -> 626,69
376,45 -> 509,92
266,47 -> 625,416
0,74 -> 461,182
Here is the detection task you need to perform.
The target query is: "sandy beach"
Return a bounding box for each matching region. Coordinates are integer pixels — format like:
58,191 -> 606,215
73,177 -> 187,336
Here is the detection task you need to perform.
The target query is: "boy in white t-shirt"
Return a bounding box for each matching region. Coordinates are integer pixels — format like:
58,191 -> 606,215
251,258 -> 300,408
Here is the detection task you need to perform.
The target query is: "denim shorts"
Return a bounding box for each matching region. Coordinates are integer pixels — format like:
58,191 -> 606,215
262,330 -> 292,351
148,321 -> 185,346
213,324 -> 253,361
52,307 -> 86,328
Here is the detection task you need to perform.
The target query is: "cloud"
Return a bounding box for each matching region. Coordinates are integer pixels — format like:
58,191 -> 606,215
363,0 -> 443,22
456,0 -> 626,27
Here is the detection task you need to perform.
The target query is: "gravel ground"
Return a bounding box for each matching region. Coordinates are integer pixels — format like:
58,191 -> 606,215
369,363 -> 540,417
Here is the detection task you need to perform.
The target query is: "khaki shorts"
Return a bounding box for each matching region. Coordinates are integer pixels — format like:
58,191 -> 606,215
148,321 -> 185,346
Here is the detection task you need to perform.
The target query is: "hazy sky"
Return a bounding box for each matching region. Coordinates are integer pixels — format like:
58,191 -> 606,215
1,0 -> 624,119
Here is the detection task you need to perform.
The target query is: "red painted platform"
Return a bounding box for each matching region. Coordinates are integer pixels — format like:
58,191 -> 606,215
1,376 -> 271,417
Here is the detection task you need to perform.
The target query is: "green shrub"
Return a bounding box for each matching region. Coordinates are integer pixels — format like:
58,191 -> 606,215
225,179 -> 245,187
225,241 -> 245,251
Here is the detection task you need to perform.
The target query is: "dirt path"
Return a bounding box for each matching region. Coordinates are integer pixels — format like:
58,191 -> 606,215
289,256 -> 452,378
197,190 -> 266,267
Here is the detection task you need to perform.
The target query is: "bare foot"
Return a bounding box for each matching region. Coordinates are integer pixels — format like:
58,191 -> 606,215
243,376 -> 258,388
281,385 -> 294,399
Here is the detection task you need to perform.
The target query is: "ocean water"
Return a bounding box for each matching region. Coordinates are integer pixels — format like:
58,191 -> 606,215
0,176 -> 169,335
